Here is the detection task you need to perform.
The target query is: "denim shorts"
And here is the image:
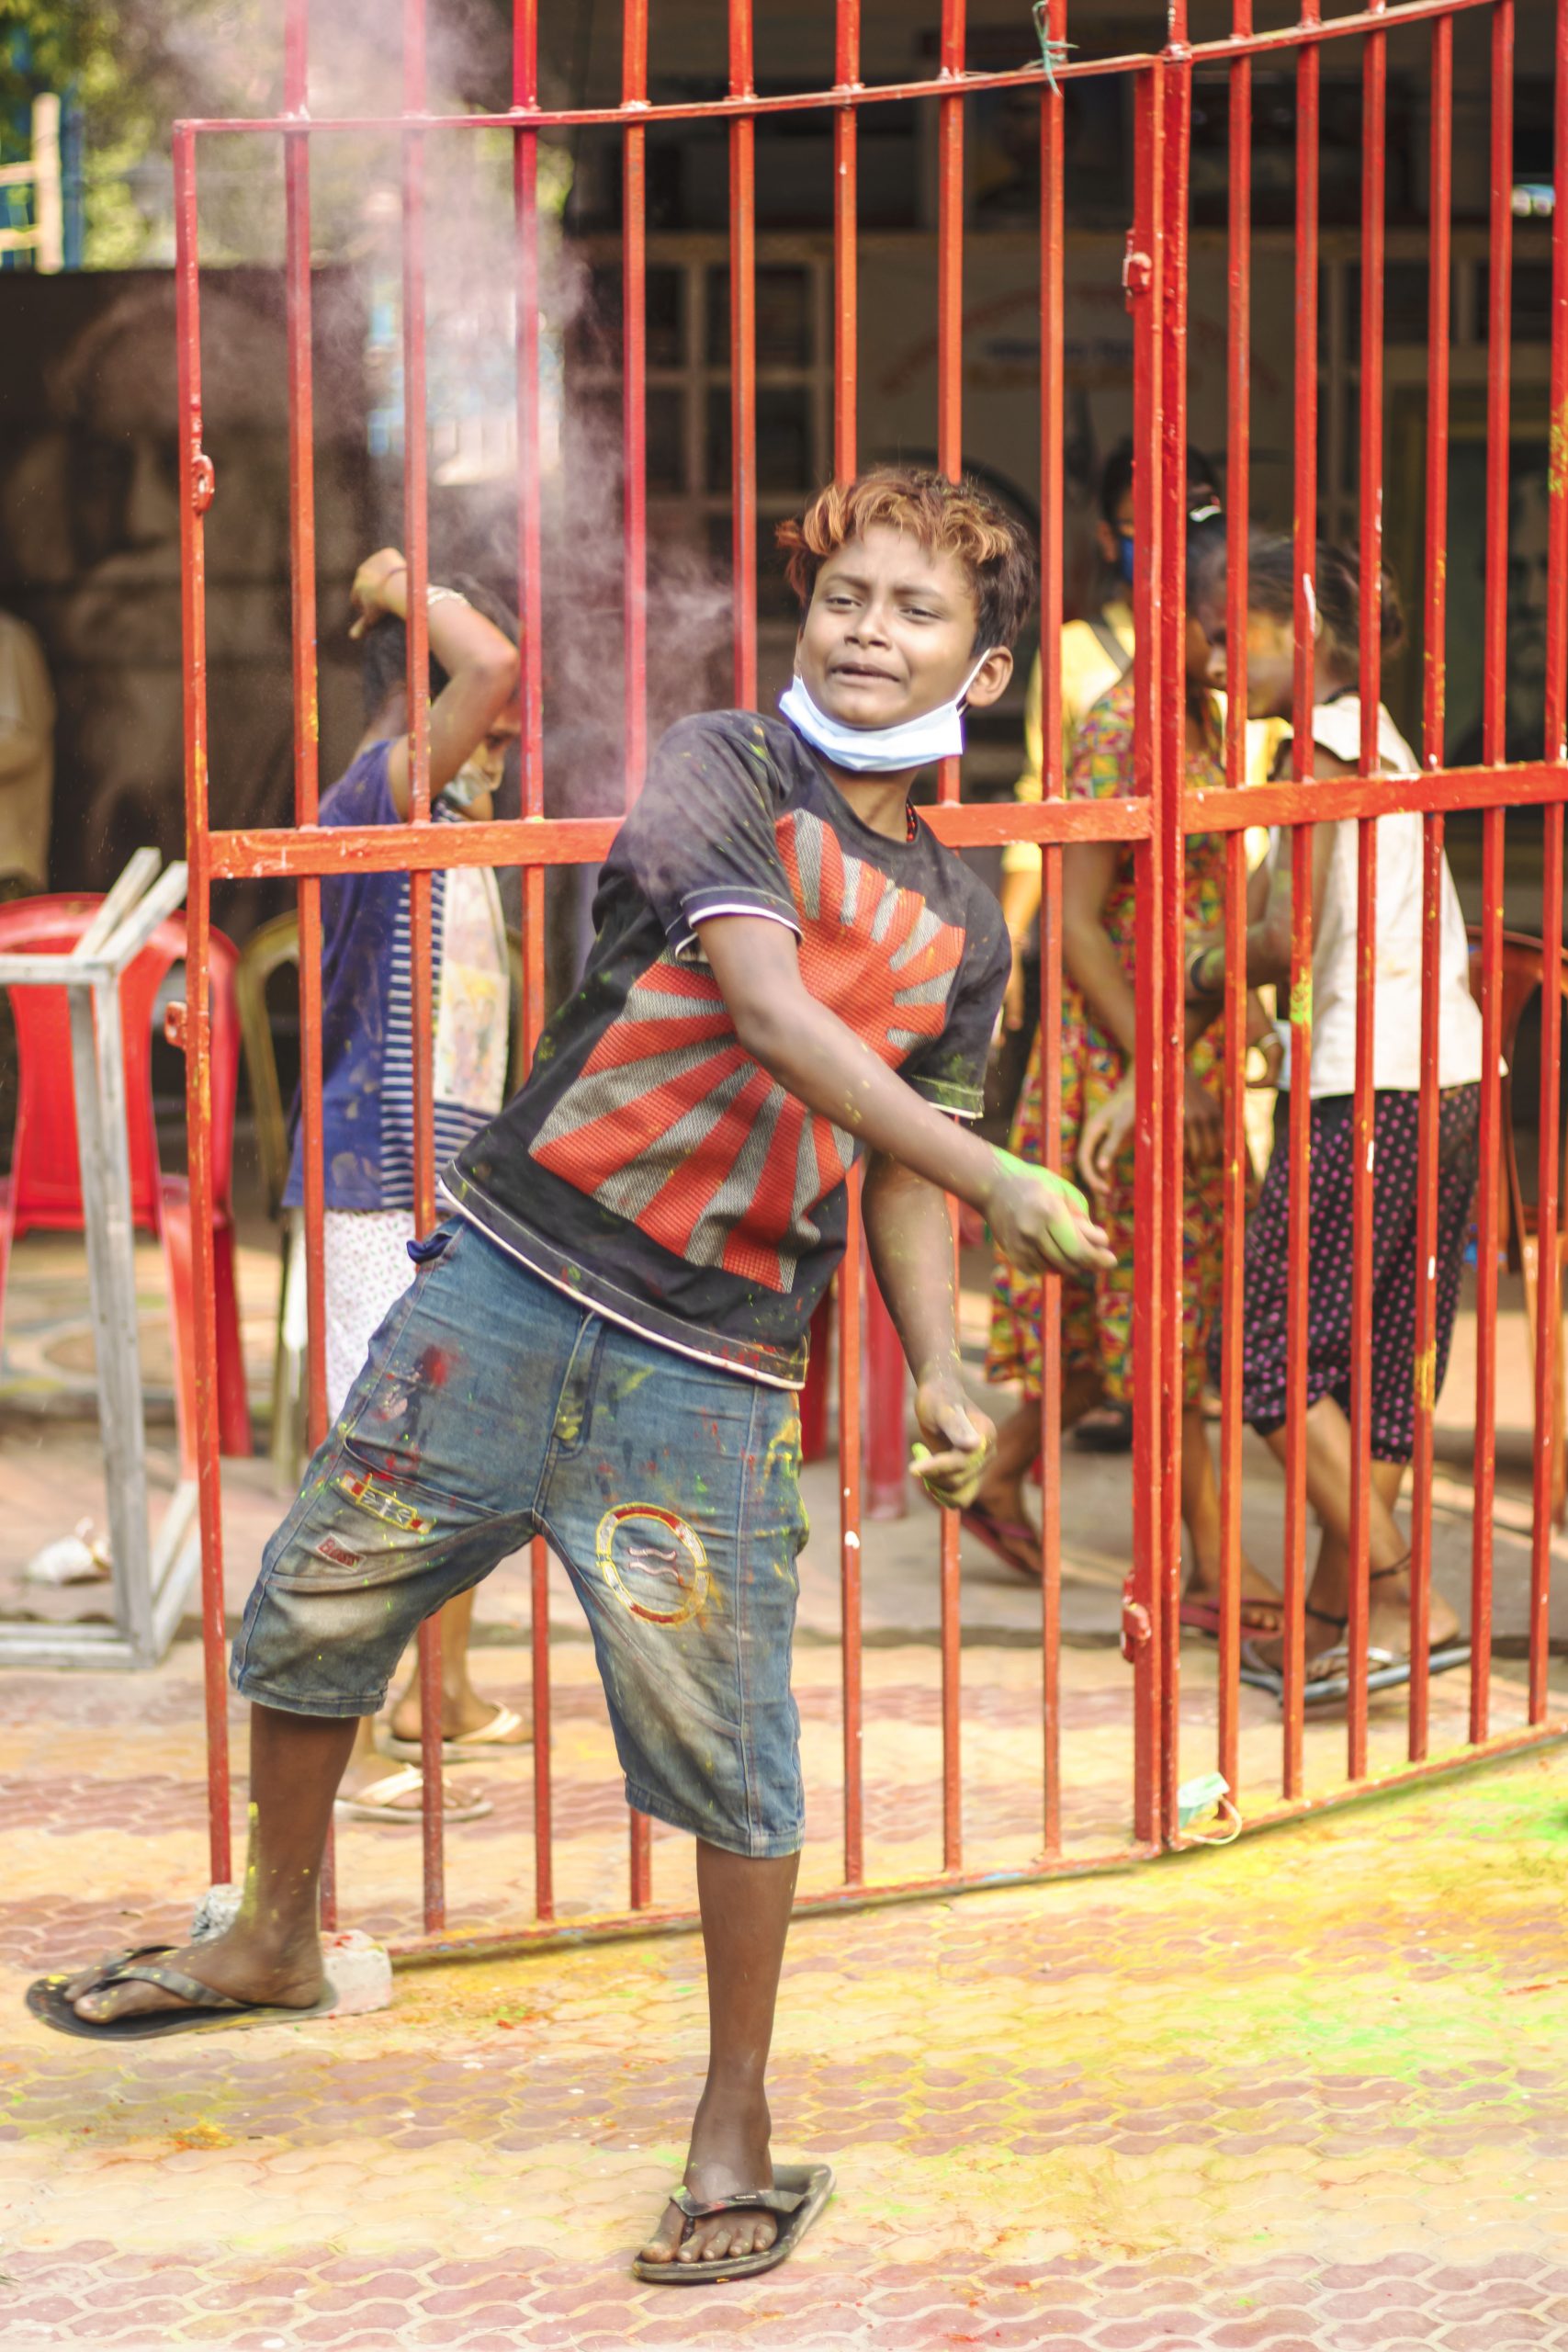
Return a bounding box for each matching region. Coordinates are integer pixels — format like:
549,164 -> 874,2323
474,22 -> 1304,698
231,1218 -> 810,1858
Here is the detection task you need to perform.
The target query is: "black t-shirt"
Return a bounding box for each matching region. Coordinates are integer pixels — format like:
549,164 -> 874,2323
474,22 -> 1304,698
444,710 -> 1010,1386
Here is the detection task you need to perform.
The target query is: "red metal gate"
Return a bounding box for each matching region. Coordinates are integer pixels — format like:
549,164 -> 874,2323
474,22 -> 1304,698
173,0 -> 1567,1960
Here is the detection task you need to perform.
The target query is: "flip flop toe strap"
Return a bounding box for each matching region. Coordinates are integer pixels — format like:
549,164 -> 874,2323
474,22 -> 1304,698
107,1962 -> 249,2011
671,2186 -> 807,2222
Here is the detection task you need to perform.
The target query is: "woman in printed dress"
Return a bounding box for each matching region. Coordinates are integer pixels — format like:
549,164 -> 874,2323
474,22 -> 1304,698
973,513 -> 1283,1640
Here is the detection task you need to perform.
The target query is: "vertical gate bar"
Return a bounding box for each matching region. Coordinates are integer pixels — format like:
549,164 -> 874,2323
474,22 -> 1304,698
513,0 -> 555,1923
1472,0 -> 1514,1734
1346,6 -> 1387,1783
833,1 -> 860,489
1532,808 -> 1563,1721
1037,0 -> 1066,1859
400,0 -> 446,1935
174,126 -> 232,1891
1281,7 -> 1321,1800
1529,0 -> 1568,1720
1217,0 -> 1253,1804
283,0 -> 333,1919
833,0 -> 864,1889
1157,19 -> 1192,1845
623,0 -> 652,1907
728,0 -> 758,708
840,1172 -> 865,1886
623,0 -> 649,802
1128,66 -> 1166,1848
937,0 -> 966,1878
1410,7 -> 1452,1766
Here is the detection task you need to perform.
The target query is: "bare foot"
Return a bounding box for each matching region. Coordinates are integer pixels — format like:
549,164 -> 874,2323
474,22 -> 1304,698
637,2086 -> 780,2269
386,1691 -> 532,1747
64,1924 -> 322,2029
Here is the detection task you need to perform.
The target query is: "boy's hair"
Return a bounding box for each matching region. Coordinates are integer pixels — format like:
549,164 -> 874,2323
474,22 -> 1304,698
361,573 -> 519,721
776,468 -> 1038,653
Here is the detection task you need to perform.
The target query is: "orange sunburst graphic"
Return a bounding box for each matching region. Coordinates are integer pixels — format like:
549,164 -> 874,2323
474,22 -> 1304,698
530,810 -> 966,1291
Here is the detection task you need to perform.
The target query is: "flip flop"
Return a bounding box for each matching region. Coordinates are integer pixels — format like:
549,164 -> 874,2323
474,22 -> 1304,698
1071,1403 -> 1134,1454
953,1501 -> 1040,1580
333,1763 -> 492,1824
1179,1595 -> 1286,1641
26,1947 -> 338,2041
632,2162 -> 835,2286
378,1702 -> 532,1765
1302,1638 -> 1472,1707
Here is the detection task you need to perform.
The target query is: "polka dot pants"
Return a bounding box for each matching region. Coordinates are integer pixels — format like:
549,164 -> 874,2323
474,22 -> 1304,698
1212,1083 -> 1481,1464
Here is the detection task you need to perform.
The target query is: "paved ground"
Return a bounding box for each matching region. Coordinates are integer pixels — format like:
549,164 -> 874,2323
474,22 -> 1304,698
4,1211 -> 1568,2346
3,1748 -> 1568,2348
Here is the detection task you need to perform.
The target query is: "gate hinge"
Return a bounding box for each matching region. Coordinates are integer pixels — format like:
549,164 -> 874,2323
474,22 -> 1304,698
191,453 -> 216,514
1120,1577 -> 1152,1663
1122,236 -> 1153,304
164,1001 -> 188,1053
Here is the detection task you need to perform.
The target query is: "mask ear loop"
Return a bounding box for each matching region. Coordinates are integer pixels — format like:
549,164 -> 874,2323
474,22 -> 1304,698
956,648 -> 995,712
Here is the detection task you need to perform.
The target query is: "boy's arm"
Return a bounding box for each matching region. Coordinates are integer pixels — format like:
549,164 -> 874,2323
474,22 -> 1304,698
349,548 -> 518,814
863,1152 -> 994,1507
694,913 -> 1114,1281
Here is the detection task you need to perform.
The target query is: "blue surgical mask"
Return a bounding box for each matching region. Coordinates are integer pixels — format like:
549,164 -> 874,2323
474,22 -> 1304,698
1116,531 -> 1135,586
779,654 -> 990,775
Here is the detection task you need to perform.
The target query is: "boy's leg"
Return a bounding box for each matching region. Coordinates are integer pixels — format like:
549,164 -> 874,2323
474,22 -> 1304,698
639,1843 -> 802,2267
536,1320 -> 812,2257
67,1702 -> 354,2023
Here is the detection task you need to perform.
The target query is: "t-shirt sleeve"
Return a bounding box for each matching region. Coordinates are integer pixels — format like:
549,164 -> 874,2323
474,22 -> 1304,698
615,715 -> 801,959
899,890 -> 1011,1122
319,741 -> 397,829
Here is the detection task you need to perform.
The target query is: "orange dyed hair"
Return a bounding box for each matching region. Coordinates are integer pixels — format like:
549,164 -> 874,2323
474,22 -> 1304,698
776,468 -> 1038,651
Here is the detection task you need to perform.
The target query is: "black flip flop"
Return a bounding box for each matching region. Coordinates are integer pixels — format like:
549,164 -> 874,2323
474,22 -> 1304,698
26,1946 -> 338,2041
633,2161 -> 835,2286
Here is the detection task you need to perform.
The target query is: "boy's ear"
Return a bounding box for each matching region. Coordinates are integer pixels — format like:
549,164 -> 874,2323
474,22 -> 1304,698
964,646 -> 1014,709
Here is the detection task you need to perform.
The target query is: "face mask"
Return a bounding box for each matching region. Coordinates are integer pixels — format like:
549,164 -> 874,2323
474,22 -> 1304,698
443,754 -> 492,809
779,653 -> 990,776
1116,531 -> 1135,586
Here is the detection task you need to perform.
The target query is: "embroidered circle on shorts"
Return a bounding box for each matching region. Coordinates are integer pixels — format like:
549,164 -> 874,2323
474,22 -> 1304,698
595,1503 -> 711,1626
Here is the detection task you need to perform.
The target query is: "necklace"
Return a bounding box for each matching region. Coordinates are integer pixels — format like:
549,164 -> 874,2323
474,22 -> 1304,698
906,799 -> 919,842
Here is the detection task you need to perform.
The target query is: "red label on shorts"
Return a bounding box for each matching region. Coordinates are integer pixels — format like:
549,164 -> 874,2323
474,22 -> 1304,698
317,1533 -> 362,1568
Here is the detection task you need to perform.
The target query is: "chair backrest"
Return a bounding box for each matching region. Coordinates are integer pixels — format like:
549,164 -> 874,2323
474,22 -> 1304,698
235,909 -> 526,1221
0,894 -> 240,1239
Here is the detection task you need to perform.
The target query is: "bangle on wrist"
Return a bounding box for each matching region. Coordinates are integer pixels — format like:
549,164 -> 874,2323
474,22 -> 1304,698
426,583 -> 468,610
1187,944 -> 1223,999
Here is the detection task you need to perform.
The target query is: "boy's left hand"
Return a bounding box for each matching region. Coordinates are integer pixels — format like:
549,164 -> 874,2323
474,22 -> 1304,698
910,1379 -> 996,1510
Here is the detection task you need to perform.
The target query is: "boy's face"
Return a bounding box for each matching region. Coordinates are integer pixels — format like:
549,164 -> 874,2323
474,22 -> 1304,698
795,525 -> 1012,730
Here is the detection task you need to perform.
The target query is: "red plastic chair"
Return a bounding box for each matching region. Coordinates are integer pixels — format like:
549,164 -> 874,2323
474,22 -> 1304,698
0,894 -> 252,1462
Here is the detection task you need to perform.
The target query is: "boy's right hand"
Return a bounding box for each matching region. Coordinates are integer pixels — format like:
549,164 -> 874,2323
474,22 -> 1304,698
349,547 -> 411,639
986,1148 -> 1116,1277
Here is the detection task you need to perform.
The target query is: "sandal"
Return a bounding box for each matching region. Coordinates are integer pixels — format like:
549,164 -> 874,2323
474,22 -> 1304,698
379,1702 -> 532,1765
333,1763 -> 492,1825
633,2163 -> 835,2286
953,1500 -> 1040,1580
1179,1592 -> 1286,1642
27,1948 -> 338,2041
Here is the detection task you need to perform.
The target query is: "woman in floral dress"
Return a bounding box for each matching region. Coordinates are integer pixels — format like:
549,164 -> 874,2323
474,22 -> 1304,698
973,551 -> 1282,1636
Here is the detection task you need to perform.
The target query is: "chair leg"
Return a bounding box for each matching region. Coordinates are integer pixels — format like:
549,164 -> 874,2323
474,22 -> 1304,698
160,1182 -> 199,1483
0,1178 -> 14,1374
211,1217 -> 254,1458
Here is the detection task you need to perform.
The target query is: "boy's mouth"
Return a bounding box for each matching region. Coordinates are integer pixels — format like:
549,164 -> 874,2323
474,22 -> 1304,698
830,661 -> 900,685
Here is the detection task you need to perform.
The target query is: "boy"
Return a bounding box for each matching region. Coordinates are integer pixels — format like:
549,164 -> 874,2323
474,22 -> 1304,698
290,547 -> 529,1817
50,471 -> 1111,2281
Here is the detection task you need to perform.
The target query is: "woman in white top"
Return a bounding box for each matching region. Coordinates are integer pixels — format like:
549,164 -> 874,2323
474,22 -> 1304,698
1179,532 -> 1482,1702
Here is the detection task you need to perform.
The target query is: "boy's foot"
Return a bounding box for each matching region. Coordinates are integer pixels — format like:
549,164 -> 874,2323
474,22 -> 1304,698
62,1924 -> 323,2030
637,2091 -> 780,2267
